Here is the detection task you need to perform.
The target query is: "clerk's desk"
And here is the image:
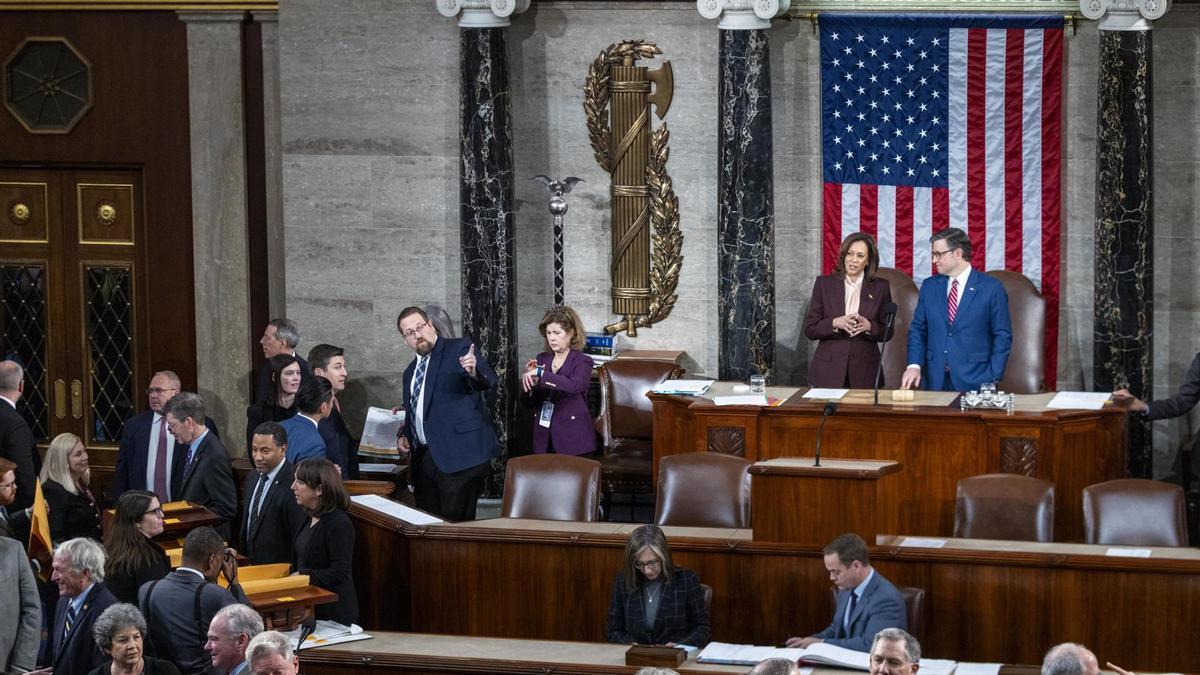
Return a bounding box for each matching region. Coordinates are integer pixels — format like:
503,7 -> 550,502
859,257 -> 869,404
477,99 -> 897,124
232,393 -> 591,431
350,503 -> 1200,672
649,386 -> 1127,542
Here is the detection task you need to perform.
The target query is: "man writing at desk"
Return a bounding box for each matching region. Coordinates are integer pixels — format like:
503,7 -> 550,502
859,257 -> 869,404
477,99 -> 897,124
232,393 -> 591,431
785,534 -> 906,652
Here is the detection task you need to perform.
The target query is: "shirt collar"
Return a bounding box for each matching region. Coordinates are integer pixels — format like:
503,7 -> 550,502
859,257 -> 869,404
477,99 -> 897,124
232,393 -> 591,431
298,413 -> 320,428
191,428 -> 210,450
178,567 -> 206,580
852,567 -> 875,598
950,265 -> 973,289
70,582 -> 96,612
0,395 -> 15,409
259,459 -> 285,483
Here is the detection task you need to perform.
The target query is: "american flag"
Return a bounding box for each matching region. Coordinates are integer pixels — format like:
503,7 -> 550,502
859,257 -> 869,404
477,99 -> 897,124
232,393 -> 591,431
820,14 -> 1063,389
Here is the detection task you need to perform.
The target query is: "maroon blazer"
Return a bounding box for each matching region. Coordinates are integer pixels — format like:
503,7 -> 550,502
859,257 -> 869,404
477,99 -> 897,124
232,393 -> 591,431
526,349 -> 597,456
804,275 -> 893,388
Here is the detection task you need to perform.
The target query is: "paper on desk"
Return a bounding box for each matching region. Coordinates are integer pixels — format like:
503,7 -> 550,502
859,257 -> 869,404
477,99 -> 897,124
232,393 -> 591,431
954,663 -> 1002,675
918,658 -> 958,675
284,620 -> 371,650
898,537 -> 947,548
652,379 -> 715,395
358,463 -> 403,475
713,395 -> 769,407
802,388 -> 849,400
359,407 -> 405,454
351,494 -> 443,525
1045,391 -> 1111,410
1105,547 -> 1152,558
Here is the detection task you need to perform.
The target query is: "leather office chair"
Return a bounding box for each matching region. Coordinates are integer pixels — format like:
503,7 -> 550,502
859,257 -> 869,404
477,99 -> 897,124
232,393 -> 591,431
989,270 -> 1046,394
827,584 -> 925,641
596,359 -> 684,507
501,454 -> 601,522
875,267 -> 919,389
654,453 -> 752,528
954,473 -> 1055,542
1083,478 -> 1189,546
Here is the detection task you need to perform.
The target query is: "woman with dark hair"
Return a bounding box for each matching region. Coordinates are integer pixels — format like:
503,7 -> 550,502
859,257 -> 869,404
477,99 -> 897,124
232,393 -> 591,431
245,353 -> 303,455
606,524 -> 710,647
103,490 -> 170,605
290,458 -> 357,626
520,305 -> 597,456
40,432 -> 103,543
803,232 -> 894,388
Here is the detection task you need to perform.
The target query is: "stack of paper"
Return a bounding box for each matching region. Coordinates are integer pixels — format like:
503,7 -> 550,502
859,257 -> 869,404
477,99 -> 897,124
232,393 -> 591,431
697,642 -> 870,670
359,407 -> 405,456
283,620 -> 371,650
651,379 -> 715,395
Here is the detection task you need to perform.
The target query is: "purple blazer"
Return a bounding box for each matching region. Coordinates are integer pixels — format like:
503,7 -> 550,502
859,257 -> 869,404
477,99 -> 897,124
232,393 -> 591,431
526,349 -> 597,456
803,274 -> 893,388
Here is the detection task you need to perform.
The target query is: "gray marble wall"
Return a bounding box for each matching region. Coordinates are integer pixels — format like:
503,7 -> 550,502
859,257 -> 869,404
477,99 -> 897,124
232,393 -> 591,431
276,2 -> 1200,475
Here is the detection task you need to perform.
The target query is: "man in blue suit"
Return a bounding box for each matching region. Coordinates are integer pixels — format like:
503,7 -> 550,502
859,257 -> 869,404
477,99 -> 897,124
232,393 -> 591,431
786,533 -> 906,652
900,227 -> 1012,392
280,376 -> 333,465
396,306 -> 500,521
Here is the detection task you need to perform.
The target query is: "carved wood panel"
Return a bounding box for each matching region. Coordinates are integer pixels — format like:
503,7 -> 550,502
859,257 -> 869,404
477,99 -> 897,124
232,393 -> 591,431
1000,437 -> 1039,476
707,426 -> 746,457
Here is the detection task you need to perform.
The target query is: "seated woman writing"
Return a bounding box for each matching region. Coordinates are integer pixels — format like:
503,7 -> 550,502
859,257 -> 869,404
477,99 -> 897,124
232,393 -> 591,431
606,524 -> 710,647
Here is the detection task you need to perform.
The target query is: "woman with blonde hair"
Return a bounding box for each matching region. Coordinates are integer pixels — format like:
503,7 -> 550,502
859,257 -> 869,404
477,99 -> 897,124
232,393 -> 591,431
520,305 -> 597,456
40,432 -> 103,543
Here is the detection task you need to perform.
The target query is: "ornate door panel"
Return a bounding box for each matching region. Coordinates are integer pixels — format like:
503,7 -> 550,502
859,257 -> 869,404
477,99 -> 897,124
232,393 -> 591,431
0,166 -> 148,494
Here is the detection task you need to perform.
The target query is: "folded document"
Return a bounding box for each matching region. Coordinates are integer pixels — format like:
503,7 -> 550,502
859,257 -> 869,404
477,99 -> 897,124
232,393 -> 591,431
698,641 -> 868,669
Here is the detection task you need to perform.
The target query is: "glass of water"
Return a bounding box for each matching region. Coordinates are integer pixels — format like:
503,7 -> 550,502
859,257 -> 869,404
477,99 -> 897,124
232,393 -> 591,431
749,374 -> 766,394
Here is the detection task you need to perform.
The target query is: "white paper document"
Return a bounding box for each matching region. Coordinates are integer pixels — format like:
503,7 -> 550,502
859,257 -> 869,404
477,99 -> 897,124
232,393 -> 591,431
898,537 -> 947,549
651,379 -> 715,395
954,663 -> 1003,675
350,493 -> 443,526
918,659 -> 959,675
359,406 -> 406,453
698,641 -> 871,670
284,620 -> 371,651
1045,391 -> 1111,410
1105,547 -> 1152,558
713,395 -> 769,407
802,388 -> 850,400
358,463 -> 403,475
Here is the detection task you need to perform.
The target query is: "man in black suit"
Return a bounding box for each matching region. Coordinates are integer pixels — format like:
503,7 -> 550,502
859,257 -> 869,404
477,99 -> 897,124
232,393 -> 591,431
140,526 -> 248,675
114,370 -> 221,501
310,343 -> 359,479
0,361 -> 38,511
163,392 -> 237,539
45,537 -> 117,673
255,318 -> 308,403
241,422 -> 306,565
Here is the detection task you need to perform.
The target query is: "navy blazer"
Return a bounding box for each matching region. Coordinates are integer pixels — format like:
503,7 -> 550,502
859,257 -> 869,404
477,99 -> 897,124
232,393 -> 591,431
813,569 -> 907,652
1147,352 -> 1200,421
115,411 -> 219,500
401,336 -> 500,474
170,431 -> 237,538
606,568 -> 710,647
281,415 -> 326,465
525,349 -> 596,456
906,269 -> 1012,391
318,406 -> 358,479
240,460 -> 306,565
49,582 -> 118,672
0,400 -> 38,510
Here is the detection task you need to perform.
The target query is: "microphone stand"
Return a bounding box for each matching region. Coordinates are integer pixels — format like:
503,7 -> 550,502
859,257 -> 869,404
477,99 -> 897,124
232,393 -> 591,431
873,304 -> 898,405
813,402 -> 837,467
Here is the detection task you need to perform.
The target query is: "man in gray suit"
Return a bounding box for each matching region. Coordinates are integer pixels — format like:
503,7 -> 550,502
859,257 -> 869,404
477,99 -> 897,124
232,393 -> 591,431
0,535 -> 39,673
786,533 -> 907,652
140,526 -> 248,675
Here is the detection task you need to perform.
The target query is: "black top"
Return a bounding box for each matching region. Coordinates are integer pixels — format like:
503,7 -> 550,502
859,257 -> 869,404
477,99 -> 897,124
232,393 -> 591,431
106,542 -> 171,605
43,478 -> 102,543
294,508 -> 357,626
245,398 -> 297,459
86,656 -> 182,675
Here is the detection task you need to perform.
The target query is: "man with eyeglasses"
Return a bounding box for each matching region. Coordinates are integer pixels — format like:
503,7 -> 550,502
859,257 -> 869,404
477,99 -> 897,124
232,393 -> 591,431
115,371 -> 221,500
395,306 -> 500,521
162,392 -> 237,538
900,227 -> 1012,392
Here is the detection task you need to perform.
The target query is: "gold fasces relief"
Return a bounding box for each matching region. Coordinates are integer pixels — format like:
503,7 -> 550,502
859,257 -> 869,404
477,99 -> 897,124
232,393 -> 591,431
10,202 -> 31,225
584,40 -> 682,337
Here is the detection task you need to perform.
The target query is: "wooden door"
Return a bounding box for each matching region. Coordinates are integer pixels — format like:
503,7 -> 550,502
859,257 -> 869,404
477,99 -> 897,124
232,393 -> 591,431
1,166 -> 149,496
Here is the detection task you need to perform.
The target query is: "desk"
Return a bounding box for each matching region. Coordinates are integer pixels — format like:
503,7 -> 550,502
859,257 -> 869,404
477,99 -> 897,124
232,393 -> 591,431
649,387 -> 1127,541
350,509 -> 1198,671
245,584 -> 336,632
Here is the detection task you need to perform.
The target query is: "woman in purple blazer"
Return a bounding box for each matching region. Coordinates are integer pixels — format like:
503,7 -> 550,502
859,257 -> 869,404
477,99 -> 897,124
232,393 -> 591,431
804,232 -> 894,388
521,306 -> 597,456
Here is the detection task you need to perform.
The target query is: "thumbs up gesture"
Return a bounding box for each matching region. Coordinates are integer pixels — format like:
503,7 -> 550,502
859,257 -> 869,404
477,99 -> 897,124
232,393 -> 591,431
459,343 -> 477,377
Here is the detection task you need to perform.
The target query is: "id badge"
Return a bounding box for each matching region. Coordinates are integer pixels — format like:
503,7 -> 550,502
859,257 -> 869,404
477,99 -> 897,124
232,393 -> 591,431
539,401 -> 554,428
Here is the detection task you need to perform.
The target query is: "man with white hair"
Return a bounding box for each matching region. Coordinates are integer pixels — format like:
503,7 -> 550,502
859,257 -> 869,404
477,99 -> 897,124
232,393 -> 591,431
46,538 -> 118,672
0,360 -> 38,511
206,603 -> 265,675
1041,643 -> 1101,675
246,630 -> 298,675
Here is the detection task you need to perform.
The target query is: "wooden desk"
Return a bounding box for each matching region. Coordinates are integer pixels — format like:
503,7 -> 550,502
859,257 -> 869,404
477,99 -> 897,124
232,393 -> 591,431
245,584 -> 337,632
650,387 -> 1127,541
349,509 -> 1199,671
750,457 -> 902,544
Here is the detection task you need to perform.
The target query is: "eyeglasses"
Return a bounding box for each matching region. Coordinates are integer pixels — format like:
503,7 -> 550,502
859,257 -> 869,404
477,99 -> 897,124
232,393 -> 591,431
930,247 -> 959,261
144,507 -> 164,517
400,321 -> 429,339
634,559 -> 662,570
165,418 -> 187,433
146,387 -> 178,396
0,481 -> 15,490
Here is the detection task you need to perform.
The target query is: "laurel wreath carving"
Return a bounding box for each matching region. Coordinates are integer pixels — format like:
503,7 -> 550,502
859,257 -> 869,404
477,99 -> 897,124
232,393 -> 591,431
583,39 -> 681,332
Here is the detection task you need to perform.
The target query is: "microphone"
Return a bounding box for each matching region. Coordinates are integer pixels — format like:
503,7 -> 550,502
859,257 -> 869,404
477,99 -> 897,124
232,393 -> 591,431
296,614 -> 317,652
874,302 -> 899,405
813,401 -> 838,467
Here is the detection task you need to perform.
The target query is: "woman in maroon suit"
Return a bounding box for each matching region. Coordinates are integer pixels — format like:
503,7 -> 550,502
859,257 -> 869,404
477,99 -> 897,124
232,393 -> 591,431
521,306 -> 597,455
804,232 -> 894,388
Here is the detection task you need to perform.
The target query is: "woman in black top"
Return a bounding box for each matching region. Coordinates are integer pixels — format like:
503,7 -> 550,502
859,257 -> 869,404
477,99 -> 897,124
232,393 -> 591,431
606,524 -> 710,647
291,458 -> 357,626
104,490 -> 171,605
86,603 -> 181,675
39,432 -> 103,543
245,353 -> 303,456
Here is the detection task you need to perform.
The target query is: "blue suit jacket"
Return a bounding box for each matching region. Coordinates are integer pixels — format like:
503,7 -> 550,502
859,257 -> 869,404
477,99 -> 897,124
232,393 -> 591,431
281,415 -> 326,464
402,336 -> 500,474
906,269 -> 1012,391
814,569 -> 907,652
115,411 -> 219,500
50,582 -> 117,672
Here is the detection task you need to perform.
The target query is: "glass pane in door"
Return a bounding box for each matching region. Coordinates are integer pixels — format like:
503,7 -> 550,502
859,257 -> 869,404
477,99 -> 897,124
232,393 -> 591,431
85,266 -> 134,444
0,264 -> 49,441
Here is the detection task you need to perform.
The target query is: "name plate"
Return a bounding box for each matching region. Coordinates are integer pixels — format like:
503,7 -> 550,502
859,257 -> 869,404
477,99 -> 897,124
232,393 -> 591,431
626,645 -> 686,667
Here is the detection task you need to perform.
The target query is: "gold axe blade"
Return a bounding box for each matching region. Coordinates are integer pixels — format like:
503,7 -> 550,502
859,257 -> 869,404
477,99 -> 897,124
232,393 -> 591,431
646,61 -> 674,119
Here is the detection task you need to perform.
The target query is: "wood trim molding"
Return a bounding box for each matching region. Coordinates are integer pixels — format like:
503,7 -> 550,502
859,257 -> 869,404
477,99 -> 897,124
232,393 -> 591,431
0,0 -> 275,10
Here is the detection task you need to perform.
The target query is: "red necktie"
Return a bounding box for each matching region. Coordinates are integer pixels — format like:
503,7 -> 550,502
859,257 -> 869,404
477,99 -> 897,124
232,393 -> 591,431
947,279 -> 960,324
153,417 -> 169,499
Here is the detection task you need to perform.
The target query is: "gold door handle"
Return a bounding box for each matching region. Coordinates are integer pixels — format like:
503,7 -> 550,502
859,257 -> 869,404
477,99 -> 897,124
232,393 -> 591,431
71,379 -> 83,420
54,379 -> 67,419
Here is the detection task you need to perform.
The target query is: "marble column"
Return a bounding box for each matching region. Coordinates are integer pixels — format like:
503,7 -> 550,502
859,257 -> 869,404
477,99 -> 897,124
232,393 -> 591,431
699,0 -> 790,382
254,10 -> 287,318
1083,0 -> 1168,478
178,11 -> 251,436
438,0 -> 528,492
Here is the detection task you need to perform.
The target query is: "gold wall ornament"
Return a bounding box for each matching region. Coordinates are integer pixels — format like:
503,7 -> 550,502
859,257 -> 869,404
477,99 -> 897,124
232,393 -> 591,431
584,39 -> 682,337
10,202 -> 31,225
96,201 -> 117,226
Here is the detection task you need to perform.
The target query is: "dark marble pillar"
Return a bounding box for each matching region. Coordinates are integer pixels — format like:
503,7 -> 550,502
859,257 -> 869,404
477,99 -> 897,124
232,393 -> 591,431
1093,29 -> 1153,478
717,28 -> 775,382
459,27 -> 517,489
